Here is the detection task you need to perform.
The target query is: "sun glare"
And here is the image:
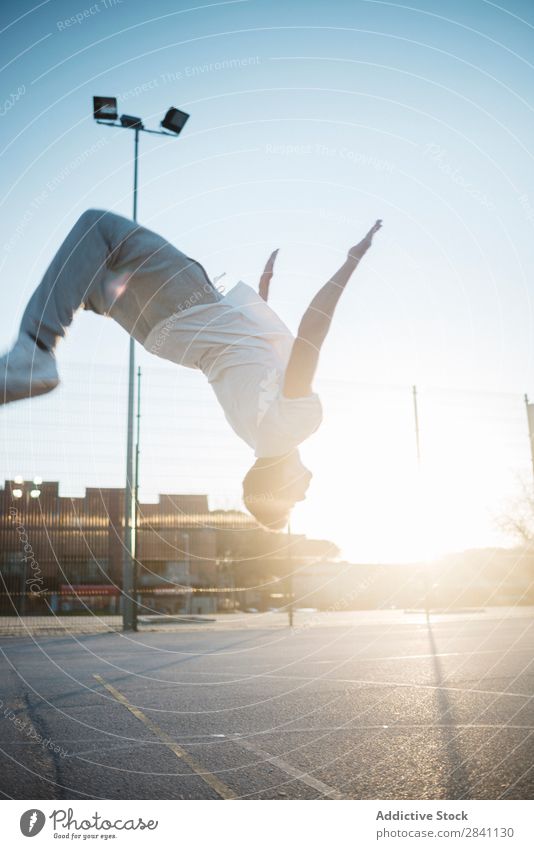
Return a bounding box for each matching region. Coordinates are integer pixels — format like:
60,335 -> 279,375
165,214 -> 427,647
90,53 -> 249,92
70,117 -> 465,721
295,385 -> 524,563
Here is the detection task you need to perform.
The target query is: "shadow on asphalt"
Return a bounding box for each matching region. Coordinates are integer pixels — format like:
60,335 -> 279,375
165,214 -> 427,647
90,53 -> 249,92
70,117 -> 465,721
426,618 -> 472,798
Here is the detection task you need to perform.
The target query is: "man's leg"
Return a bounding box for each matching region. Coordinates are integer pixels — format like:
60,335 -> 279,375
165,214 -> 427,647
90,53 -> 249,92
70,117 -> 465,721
3,208 -> 220,403
85,211 -> 221,344
19,209 -> 116,351
19,208 -> 204,349
1,209 -> 112,403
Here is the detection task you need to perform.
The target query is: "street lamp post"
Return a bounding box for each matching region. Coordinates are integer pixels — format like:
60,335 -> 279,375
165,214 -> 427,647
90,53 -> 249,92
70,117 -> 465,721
92,98 -> 189,631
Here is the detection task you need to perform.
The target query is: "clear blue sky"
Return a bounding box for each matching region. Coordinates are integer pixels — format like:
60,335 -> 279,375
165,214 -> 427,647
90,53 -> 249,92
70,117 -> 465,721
1,0 -> 533,560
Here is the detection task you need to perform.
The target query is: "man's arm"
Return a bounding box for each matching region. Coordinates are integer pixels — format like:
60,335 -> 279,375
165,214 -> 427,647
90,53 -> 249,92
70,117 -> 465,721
283,220 -> 382,399
258,249 -> 279,302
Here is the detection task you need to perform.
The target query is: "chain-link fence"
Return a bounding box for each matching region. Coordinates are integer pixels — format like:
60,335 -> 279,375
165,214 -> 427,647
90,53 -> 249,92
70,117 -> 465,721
1,362 -> 533,635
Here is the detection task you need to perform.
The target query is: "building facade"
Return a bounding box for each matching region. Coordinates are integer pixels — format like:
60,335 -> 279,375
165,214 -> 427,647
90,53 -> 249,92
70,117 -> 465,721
0,479 -> 335,618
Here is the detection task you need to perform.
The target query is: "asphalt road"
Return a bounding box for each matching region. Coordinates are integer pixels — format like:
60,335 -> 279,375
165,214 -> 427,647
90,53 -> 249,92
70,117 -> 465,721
0,609 -> 533,800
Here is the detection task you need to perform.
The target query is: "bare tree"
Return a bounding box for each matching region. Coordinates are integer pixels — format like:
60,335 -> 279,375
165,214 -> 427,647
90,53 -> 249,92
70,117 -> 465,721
496,476 -> 534,544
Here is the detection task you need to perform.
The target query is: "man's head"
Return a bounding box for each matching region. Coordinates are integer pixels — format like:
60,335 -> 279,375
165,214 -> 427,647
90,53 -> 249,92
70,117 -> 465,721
242,449 -> 312,530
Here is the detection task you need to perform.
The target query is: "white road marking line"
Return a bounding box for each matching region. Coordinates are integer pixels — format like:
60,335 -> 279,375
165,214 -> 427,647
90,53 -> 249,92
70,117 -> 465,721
232,735 -> 344,799
93,674 -> 237,800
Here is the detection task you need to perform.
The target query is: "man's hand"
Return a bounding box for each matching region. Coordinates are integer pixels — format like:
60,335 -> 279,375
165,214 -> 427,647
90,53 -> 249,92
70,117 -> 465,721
259,249 -> 279,302
347,219 -> 382,263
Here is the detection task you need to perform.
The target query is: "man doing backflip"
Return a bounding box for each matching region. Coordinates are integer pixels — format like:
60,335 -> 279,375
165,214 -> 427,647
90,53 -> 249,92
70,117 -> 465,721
0,209 -> 382,529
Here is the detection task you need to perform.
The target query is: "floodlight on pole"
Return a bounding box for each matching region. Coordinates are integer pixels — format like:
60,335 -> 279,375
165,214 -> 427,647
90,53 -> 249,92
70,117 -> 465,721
93,96 -> 118,121
92,96 -> 190,632
161,107 -> 189,135
120,114 -> 144,129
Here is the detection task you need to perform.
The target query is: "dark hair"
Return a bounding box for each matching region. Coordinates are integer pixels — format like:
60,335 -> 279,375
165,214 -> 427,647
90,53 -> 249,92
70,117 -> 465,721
242,463 -> 289,530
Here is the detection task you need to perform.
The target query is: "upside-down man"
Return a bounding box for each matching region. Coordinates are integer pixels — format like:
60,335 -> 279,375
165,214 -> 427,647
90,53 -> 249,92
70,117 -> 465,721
0,210 -> 382,529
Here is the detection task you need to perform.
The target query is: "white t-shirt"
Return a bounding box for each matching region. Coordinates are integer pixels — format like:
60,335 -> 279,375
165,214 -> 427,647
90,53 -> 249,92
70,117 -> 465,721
143,281 -> 323,457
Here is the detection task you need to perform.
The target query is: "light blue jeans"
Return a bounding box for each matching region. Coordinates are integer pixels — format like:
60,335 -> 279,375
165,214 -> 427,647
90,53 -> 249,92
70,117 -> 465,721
20,209 -> 222,349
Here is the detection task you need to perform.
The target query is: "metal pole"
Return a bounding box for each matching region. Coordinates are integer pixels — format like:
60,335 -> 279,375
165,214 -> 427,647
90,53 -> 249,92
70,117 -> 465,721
122,128 -> 139,632
524,394 -> 534,488
132,127 -> 139,221
20,557 -> 26,616
412,384 -> 421,465
135,366 -> 142,511
287,522 -> 294,628
413,385 -> 429,620
184,532 -> 191,615
133,366 -> 142,621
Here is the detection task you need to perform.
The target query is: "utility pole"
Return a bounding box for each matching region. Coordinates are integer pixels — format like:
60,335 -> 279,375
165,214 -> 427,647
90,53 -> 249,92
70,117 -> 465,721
184,532 -> 191,615
287,521 -> 294,628
524,394 -> 534,488
412,385 -> 429,619
412,384 -> 421,465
